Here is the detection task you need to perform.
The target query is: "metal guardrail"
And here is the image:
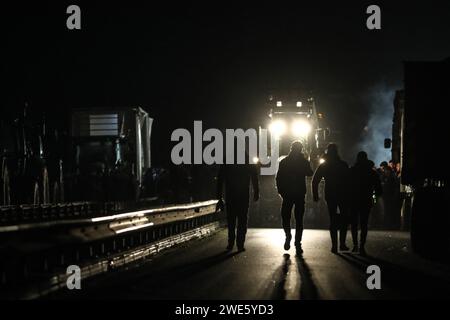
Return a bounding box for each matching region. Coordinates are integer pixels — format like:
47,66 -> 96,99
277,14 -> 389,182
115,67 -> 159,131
0,200 -> 217,233
0,202 -> 116,227
0,197 -> 159,228
0,200 -> 224,299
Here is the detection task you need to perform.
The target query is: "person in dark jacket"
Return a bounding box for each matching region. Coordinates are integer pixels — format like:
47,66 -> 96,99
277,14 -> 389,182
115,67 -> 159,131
217,154 -> 259,252
276,141 -> 313,255
312,144 -> 350,253
380,164 -> 400,229
349,151 -> 382,255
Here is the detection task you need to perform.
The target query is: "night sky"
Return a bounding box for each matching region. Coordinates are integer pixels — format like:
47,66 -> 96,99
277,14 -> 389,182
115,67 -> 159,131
2,1 -> 450,165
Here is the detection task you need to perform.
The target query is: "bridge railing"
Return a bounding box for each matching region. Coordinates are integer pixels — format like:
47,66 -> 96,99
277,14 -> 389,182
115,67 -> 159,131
0,200 -> 224,299
0,197 -> 160,227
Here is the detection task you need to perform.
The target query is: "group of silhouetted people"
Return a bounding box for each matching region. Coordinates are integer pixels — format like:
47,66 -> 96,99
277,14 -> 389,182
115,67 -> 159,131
377,161 -> 402,229
217,141 -> 382,256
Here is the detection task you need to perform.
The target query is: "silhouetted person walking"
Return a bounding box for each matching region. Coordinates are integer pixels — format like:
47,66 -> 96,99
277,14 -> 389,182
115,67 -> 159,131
276,141 -> 313,255
312,144 -> 350,254
217,155 -> 259,252
349,151 -> 382,255
380,164 -> 400,229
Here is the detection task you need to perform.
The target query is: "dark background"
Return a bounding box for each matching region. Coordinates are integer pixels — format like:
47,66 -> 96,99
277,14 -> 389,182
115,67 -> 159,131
2,1 -> 450,165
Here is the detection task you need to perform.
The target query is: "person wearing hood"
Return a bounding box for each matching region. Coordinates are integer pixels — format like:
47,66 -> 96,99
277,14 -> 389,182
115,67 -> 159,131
349,151 -> 382,255
276,141 -> 313,255
312,143 -> 350,253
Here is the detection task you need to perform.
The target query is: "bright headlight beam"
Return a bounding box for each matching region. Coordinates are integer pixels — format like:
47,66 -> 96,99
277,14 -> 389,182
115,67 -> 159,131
291,120 -> 312,137
269,120 -> 287,138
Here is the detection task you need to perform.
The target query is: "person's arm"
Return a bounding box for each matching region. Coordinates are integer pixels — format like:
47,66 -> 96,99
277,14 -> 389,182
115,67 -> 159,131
312,165 -> 324,201
250,164 -> 260,201
275,160 -> 285,196
216,165 -> 225,211
217,165 -> 225,199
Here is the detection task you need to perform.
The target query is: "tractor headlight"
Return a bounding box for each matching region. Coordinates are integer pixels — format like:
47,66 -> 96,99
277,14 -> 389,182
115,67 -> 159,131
269,120 -> 287,138
291,120 -> 312,137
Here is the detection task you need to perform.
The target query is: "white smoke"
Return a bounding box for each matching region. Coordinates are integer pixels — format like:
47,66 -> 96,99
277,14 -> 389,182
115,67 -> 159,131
359,83 -> 396,166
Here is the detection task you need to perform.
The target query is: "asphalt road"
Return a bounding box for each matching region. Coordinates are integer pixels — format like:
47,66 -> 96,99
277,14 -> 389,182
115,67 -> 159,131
51,229 -> 450,300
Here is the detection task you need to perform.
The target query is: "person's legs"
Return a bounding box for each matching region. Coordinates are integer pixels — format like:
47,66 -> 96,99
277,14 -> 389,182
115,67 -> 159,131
327,200 -> 338,252
293,197 -> 306,252
360,204 -> 371,251
351,206 -> 359,250
281,198 -> 294,250
236,203 -> 249,250
339,202 -> 349,250
226,202 -> 237,249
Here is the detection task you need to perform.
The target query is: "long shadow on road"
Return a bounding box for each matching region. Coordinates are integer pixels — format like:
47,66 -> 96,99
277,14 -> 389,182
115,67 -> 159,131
296,255 -> 319,300
338,253 -> 450,299
270,254 -> 292,300
269,254 -> 319,300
